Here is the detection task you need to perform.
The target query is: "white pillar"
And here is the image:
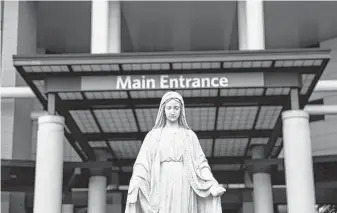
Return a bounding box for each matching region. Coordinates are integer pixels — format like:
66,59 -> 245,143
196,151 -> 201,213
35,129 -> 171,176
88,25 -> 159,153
252,173 -> 274,213
33,115 -> 65,213
237,0 -> 265,50
88,176 -> 107,213
91,0 -> 109,53
62,204 -> 74,213
282,110 -> 316,213
0,0 -> 3,67
91,0 -> 121,53
241,171 -> 254,213
108,0 -> 121,53
237,0 -> 248,50
252,145 -> 274,213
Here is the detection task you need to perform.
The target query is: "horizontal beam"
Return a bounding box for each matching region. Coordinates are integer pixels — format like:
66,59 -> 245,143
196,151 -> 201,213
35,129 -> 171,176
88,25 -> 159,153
304,104 -> 337,115
314,80 -> 337,92
3,155 -> 336,172
0,157 -> 248,170
246,155 -> 337,173
311,154 -> 337,163
3,154 -> 336,169
19,187 -> 337,208
85,130 -> 274,141
24,190 -> 246,207
21,67 -> 317,83
62,96 -> 288,110
5,79 -> 337,101
0,87 -> 35,98
5,78 -> 337,100
13,49 -> 330,66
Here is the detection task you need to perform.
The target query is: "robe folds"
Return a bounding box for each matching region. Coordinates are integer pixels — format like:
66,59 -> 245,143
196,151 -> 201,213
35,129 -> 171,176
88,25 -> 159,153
124,128 -> 222,213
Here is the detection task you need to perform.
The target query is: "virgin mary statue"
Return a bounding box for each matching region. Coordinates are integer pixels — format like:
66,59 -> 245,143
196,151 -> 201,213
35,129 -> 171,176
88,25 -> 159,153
125,91 -> 226,213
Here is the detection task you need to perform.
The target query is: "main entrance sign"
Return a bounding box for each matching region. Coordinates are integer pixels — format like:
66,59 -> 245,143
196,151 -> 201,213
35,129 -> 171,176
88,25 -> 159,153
117,75 -> 229,89
81,73 -> 264,91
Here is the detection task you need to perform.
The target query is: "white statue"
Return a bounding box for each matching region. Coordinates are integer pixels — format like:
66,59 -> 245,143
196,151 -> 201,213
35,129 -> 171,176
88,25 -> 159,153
125,91 -> 226,213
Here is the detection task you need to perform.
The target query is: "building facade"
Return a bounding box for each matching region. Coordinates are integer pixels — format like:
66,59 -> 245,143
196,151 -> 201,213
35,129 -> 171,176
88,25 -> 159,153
1,1 -> 337,213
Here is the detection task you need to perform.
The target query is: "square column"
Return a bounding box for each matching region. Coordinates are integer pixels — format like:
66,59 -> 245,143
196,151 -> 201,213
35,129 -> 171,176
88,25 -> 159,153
33,115 -> 65,213
282,110 -> 316,213
237,0 -> 265,50
108,0 -> 121,53
91,0 -> 121,53
91,0 -> 109,53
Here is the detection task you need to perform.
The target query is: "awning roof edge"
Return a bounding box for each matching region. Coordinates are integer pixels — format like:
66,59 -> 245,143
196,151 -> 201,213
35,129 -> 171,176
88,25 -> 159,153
12,48 -> 331,66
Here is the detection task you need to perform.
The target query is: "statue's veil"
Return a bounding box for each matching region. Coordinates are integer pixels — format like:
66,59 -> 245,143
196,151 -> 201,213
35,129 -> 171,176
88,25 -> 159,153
152,91 -> 190,129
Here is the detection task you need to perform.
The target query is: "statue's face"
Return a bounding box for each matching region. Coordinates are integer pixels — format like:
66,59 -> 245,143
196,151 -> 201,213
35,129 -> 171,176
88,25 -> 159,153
164,99 -> 181,123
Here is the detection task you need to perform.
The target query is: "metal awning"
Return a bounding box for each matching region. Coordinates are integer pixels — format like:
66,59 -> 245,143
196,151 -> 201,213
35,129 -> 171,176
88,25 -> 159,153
12,49 -> 330,170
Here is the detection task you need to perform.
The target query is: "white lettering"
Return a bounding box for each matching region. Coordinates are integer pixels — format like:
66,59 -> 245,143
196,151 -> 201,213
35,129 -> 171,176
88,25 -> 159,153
201,78 -> 210,87
219,77 -> 228,87
116,76 -> 131,89
133,79 -> 141,89
160,75 -> 169,88
141,76 -> 146,88
186,78 -> 192,87
147,78 -> 155,89
117,75 -> 229,90
179,76 -> 185,88
170,78 -> 179,88
191,78 -> 200,87
211,78 -> 219,87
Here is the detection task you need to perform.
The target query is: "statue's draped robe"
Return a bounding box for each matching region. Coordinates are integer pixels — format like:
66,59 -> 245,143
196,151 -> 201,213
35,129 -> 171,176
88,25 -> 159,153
125,128 -> 222,213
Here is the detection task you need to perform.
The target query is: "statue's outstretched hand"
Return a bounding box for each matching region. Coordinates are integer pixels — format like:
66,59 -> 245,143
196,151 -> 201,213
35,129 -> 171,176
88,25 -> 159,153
210,185 -> 226,197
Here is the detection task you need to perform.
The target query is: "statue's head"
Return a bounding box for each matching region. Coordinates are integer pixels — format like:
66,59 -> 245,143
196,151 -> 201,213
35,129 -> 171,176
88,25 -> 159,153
153,91 -> 190,129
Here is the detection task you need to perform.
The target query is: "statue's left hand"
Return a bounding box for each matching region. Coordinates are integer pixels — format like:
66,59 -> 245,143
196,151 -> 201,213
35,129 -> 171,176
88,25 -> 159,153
210,185 -> 226,197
